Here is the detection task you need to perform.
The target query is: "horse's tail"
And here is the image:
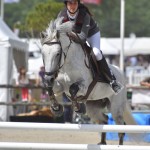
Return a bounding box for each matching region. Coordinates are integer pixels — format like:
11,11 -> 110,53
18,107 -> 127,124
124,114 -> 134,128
123,102 -> 146,143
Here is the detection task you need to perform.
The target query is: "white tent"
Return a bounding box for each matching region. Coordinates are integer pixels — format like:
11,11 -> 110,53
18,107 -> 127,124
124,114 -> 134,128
101,37 -> 150,56
101,38 -> 119,55
125,38 -> 150,56
22,38 -> 43,78
0,18 -> 28,121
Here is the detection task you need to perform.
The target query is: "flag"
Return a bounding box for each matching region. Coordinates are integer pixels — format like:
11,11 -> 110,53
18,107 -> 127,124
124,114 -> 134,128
81,0 -> 102,5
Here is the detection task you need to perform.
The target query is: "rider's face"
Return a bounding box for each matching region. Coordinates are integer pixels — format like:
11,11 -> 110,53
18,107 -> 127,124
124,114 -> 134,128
67,0 -> 78,15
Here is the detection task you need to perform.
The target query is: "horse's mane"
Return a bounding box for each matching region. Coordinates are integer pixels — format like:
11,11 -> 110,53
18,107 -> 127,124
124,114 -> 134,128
43,17 -> 74,42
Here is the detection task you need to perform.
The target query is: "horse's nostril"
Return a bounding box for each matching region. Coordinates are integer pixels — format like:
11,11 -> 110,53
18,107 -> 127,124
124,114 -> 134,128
44,75 -> 55,86
50,78 -> 54,84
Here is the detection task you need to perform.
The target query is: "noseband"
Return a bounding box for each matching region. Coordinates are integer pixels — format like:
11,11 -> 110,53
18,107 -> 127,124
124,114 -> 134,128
43,41 -> 61,46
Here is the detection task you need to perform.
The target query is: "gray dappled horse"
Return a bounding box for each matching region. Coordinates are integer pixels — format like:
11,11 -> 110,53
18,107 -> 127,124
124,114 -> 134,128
40,17 -> 137,145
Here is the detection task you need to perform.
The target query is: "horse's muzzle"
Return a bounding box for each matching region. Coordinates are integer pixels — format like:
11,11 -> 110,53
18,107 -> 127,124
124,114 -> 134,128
43,74 -> 55,88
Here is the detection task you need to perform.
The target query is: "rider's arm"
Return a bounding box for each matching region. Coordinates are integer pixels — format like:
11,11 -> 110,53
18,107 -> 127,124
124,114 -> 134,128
77,13 -> 91,43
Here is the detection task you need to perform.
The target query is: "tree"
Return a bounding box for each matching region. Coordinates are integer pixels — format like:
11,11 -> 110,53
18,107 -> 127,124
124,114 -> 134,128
125,0 -> 150,37
4,0 -> 49,37
4,0 -> 150,37
25,0 -> 63,37
90,0 -> 120,37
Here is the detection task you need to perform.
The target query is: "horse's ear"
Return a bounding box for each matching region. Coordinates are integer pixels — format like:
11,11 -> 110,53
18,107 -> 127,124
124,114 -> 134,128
40,31 -> 47,39
40,31 -> 47,45
56,31 -> 60,39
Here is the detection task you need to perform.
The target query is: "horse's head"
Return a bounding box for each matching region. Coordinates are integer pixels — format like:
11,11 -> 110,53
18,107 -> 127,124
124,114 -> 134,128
40,31 -> 61,88
40,17 -> 74,89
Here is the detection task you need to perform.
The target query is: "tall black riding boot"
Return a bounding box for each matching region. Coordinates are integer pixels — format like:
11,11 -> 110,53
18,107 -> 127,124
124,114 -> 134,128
97,57 -> 123,94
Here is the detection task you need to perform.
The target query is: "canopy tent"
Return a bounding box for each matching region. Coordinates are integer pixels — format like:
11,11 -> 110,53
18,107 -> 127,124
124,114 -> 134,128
125,38 -> 150,56
0,18 -> 28,121
21,38 -> 43,79
101,38 -> 119,55
101,37 -> 150,56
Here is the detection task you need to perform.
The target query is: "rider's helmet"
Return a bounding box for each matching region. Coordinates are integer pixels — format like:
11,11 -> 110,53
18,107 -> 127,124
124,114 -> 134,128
63,0 -> 80,5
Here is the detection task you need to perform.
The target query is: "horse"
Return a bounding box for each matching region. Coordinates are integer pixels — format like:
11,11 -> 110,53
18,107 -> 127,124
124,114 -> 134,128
40,17 -> 138,145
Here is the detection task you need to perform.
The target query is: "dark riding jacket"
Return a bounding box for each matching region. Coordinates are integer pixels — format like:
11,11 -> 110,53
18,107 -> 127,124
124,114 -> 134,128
57,5 -> 99,43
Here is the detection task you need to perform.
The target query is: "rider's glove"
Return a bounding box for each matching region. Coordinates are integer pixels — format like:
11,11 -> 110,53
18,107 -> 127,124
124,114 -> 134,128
67,32 -> 82,44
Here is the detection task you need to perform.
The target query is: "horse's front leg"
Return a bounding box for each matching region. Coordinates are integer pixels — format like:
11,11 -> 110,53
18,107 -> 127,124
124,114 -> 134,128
43,74 -> 64,117
69,83 -> 86,114
47,87 -> 64,117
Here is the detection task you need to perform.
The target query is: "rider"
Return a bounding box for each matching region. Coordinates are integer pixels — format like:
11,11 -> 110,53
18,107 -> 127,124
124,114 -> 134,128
57,0 -> 123,94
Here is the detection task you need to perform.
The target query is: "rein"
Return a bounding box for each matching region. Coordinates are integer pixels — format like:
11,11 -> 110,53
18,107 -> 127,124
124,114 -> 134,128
43,35 -> 99,101
73,33 -> 100,101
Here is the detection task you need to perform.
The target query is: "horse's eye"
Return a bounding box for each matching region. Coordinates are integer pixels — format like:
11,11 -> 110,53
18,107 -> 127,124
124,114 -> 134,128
56,53 -> 60,57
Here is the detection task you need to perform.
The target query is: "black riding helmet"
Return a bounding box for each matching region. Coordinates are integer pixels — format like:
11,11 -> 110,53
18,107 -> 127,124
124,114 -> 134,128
63,0 -> 80,5
64,0 -> 80,14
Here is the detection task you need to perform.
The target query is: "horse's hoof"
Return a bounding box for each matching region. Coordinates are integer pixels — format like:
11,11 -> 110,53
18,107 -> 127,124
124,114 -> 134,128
75,103 -> 86,115
50,104 -> 63,117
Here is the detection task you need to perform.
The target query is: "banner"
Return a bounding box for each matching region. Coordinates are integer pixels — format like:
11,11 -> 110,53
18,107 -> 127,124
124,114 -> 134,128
81,0 -> 102,5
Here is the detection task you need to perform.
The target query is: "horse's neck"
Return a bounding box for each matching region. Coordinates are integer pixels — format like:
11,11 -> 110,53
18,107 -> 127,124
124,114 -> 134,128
59,34 -> 92,88
60,34 -> 86,67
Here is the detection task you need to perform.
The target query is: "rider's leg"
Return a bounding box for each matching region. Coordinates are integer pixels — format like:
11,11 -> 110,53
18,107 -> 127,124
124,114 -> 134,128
97,53 -> 123,94
87,32 -> 123,94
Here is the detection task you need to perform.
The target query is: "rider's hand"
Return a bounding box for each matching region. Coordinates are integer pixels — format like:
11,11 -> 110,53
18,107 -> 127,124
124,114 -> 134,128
67,32 -> 81,43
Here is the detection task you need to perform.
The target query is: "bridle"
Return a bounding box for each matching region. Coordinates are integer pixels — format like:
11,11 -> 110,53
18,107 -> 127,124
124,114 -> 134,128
42,40 -> 62,77
42,37 -> 72,77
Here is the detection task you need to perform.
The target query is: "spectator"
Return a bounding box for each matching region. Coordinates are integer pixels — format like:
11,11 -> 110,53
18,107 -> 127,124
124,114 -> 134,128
129,56 -> 138,66
16,66 -> 32,113
36,66 -> 48,107
16,66 -> 31,101
140,77 -> 150,88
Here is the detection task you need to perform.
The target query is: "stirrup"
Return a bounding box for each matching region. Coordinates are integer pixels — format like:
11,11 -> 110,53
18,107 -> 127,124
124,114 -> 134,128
110,80 -> 124,95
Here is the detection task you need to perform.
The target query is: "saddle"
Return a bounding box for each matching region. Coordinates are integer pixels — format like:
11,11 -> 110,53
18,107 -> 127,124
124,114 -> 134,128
83,44 -> 109,84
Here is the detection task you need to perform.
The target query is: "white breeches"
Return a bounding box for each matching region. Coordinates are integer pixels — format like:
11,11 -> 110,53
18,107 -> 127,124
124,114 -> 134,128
87,31 -> 102,61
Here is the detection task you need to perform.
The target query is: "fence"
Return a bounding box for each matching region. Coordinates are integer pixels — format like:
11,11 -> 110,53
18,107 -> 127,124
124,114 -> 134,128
0,142 -> 149,150
0,122 -> 150,150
